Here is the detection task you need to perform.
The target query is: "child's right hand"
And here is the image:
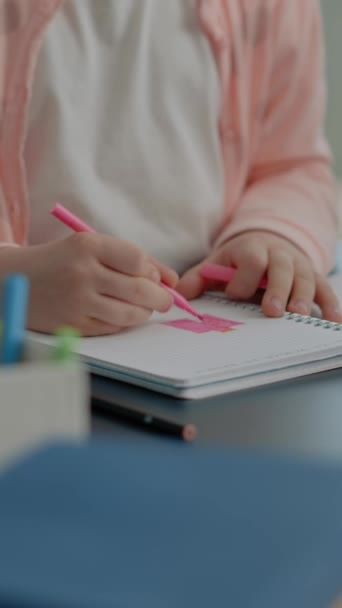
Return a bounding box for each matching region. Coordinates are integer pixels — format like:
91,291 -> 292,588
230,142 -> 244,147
0,234 -> 177,336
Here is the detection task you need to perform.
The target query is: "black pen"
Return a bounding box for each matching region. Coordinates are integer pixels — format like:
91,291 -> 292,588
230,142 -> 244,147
92,396 -> 198,442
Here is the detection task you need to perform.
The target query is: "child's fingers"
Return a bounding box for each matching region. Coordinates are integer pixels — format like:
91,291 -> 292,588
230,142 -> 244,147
225,242 -> 268,300
314,275 -> 342,322
261,249 -> 294,317
176,264 -> 209,300
287,262 -> 316,316
79,319 -> 122,337
147,256 -> 179,288
91,294 -> 153,328
179,239 -> 267,300
96,266 -> 173,313
81,233 -> 156,279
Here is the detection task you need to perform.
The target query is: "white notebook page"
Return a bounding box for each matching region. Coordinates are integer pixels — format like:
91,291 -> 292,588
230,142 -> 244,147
68,294 -> 342,388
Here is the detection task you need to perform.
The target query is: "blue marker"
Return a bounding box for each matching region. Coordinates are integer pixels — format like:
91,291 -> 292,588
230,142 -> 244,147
1,274 -> 29,365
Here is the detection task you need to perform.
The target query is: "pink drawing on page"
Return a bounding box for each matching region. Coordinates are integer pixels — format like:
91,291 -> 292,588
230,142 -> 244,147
162,314 -> 244,334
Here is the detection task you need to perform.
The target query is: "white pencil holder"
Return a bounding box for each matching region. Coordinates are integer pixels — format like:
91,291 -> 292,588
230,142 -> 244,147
0,339 -> 89,469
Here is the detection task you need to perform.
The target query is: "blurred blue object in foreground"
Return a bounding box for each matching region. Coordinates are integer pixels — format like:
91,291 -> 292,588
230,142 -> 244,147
0,439 -> 341,607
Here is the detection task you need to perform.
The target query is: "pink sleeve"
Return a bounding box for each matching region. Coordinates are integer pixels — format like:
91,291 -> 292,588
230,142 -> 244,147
215,0 -> 337,275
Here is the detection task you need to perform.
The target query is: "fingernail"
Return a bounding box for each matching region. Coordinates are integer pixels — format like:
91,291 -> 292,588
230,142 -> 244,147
270,296 -> 284,313
291,300 -> 309,315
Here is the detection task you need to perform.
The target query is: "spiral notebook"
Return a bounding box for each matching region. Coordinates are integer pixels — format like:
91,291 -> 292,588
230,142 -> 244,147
30,291 -> 342,399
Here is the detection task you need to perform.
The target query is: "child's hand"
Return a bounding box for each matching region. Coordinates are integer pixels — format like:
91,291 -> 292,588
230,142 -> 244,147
177,231 -> 342,322
0,234 -> 177,335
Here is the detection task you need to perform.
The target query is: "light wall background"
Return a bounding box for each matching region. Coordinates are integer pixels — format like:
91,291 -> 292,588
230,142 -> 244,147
321,1 -> 342,177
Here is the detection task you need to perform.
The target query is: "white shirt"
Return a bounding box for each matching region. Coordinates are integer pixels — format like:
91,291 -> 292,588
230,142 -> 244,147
25,0 -> 224,274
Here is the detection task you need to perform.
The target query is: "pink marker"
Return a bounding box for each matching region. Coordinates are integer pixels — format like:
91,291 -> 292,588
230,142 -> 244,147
51,203 -> 204,321
200,262 -> 267,289
161,284 -> 203,321
51,203 -> 96,233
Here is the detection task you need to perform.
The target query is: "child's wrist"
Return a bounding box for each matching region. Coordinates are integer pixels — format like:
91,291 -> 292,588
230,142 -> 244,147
0,244 -> 32,276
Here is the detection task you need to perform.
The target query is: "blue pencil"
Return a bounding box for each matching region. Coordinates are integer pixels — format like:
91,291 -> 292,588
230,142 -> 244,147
1,274 -> 29,365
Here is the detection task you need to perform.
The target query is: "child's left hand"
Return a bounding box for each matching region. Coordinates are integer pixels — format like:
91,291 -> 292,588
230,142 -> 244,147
177,231 -> 342,322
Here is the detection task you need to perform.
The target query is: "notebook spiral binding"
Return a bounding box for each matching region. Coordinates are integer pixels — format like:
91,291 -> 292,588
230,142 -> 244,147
284,312 -> 342,330
206,293 -> 342,331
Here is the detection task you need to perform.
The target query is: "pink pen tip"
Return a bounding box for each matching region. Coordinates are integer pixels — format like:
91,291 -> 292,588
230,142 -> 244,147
177,298 -> 204,321
179,297 -> 203,320
182,424 -> 198,442
162,284 -> 203,321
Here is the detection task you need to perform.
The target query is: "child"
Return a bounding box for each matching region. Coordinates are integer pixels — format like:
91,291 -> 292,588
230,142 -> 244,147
0,0 -> 340,335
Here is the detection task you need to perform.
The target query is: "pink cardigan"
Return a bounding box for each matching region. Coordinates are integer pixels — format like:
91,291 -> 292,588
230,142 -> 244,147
0,0 -> 337,273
